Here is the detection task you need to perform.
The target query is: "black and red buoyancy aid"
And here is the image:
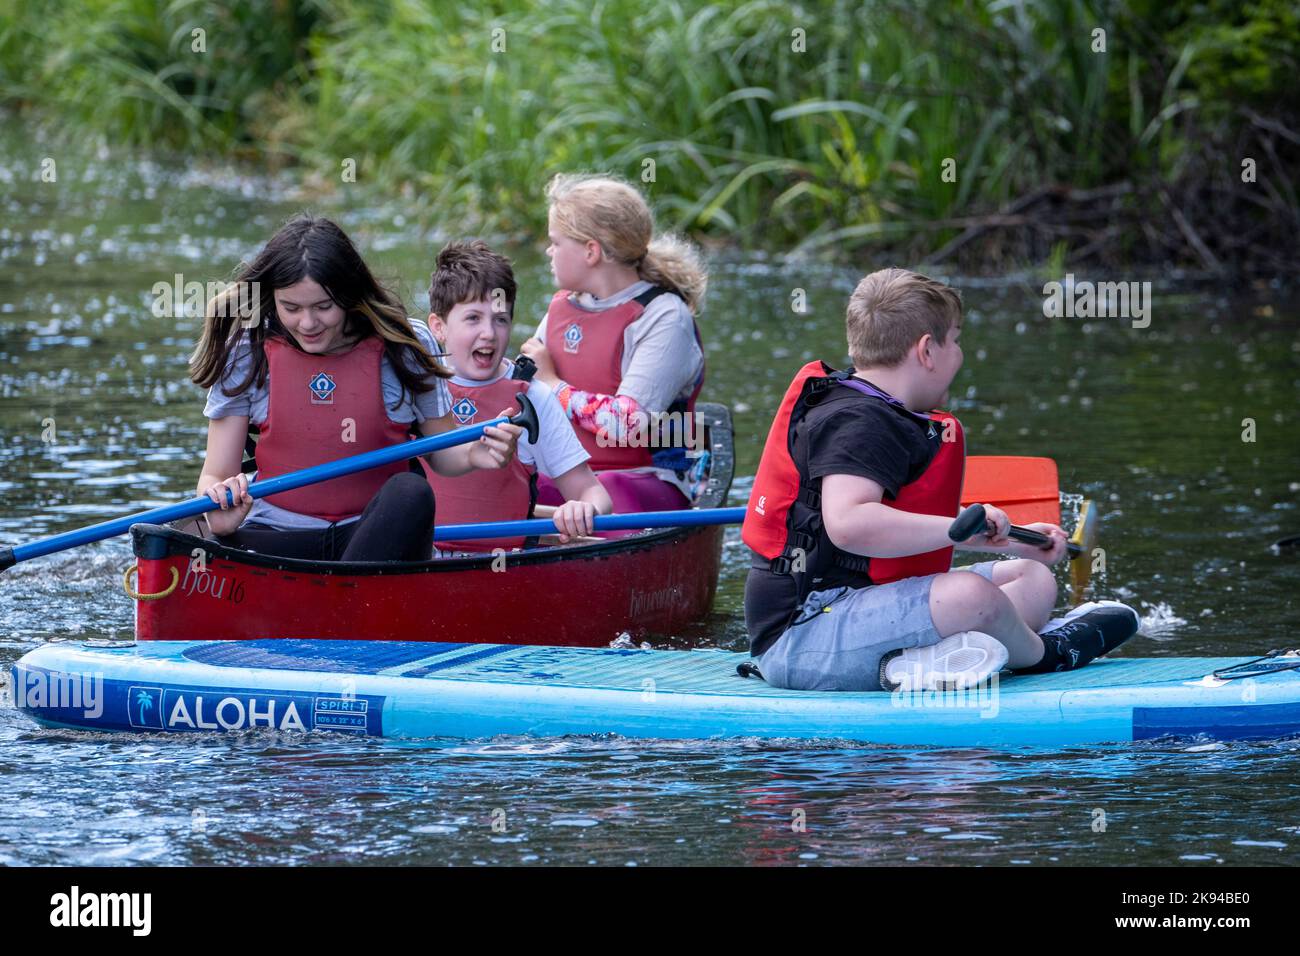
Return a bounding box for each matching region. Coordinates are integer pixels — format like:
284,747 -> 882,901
742,360 -> 965,595
255,336 -> 413,522
423,370 -> 536,552
544,285 -> 704,472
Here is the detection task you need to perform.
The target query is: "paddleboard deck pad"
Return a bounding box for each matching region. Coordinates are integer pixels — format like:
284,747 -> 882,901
12,639 -> 1300,748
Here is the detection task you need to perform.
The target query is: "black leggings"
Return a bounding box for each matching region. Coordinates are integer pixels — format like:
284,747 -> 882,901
218,472 -> 435,562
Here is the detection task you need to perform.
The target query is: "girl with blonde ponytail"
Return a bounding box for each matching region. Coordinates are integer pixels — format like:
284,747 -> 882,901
521,173 -> 709,516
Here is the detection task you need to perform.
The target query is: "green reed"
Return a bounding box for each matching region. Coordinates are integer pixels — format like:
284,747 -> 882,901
2,0 -> 1292,266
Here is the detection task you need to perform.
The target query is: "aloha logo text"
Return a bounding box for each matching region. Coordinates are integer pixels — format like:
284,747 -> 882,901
128,686 -> 374,734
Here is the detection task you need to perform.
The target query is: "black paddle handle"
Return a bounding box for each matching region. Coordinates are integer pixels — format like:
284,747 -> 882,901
509,391 -> 539,445
510,355 -> 538,382
949,504 -> 1083,558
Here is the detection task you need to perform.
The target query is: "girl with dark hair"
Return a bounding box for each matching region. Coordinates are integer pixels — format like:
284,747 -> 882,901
188,214 -> 521,561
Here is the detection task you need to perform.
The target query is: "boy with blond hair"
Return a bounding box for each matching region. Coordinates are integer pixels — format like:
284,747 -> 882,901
743,268 -> 1137,691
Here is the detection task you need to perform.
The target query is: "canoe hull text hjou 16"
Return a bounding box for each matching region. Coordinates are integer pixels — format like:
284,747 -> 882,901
128,404 -> 736,647
13,638 -> 1300,747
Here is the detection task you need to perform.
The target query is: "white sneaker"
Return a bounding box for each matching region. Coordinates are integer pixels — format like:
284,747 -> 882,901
882,631 -> 1009,692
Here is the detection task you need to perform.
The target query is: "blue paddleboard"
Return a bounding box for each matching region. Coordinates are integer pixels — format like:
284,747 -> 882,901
12,639 -> 1300,748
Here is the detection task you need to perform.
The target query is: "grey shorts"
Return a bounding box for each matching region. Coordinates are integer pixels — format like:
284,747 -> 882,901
755,562 -> 999,691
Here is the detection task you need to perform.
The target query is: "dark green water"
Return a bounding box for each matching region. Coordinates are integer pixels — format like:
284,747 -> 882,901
1,128 -> 1298,865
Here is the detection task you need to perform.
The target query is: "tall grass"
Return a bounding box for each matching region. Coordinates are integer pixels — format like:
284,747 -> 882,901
2,0 -> 1294,268
1,0 -> 321,149
295,0 -> 1126,257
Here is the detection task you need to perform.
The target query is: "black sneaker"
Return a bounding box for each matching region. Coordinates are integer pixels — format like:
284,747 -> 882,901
1037,600 -> 1140,668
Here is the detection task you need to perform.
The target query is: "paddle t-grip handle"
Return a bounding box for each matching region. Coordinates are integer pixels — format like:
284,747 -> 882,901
510,355 -> 538,382
509,391 -> 539,445
948,504 -> 988,543
949,503 -> 1082,558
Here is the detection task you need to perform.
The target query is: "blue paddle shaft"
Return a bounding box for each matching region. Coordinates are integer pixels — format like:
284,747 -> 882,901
434,506 -> 746,541
1,402 -> 534,569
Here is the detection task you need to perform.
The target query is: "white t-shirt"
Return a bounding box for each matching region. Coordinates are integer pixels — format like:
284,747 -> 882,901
533,280 -> 703,413
203,322 -> 452,530
445,357 -> 590,480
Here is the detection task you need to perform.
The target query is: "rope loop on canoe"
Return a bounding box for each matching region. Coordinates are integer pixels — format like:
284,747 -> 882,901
123,564 -> 179,601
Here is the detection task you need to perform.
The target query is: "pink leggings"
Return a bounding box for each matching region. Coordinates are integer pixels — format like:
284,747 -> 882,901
536,470 -> 689,538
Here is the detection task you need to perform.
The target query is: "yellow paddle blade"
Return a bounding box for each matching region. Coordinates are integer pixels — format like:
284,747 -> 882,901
1069,498 -> 1099,601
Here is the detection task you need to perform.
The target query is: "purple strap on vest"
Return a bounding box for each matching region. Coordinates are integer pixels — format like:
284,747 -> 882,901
838,375 -> 934,421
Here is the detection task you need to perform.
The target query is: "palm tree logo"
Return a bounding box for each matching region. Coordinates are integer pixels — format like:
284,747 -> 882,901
135,689 -> 155,726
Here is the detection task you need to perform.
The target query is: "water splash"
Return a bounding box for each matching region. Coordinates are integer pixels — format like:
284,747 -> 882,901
1139,602 -> 1189,641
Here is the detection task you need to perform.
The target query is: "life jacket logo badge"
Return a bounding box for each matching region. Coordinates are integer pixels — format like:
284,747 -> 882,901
756,495 -> 766,516
309,372 -> 336,405
451,396 -> 478,424
926,422 -> 937,439
563,323 -> 583,354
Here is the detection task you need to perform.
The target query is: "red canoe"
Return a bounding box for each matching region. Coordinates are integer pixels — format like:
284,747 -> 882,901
127,405 -> 735,647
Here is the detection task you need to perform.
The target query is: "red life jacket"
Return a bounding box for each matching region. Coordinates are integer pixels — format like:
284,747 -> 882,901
423,371 -> 536,552
255,336 -> 413,522
742,360 -> 965,591
544,285 -> 704,471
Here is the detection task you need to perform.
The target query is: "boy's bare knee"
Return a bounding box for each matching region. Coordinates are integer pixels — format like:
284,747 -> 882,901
1017,559 -> 1055,589
995,557 -> 1043,584
1017,560 -> 1058,605
1007,559 -> 1058,629
937,569 -> 999,600
932,570 -> 1004,631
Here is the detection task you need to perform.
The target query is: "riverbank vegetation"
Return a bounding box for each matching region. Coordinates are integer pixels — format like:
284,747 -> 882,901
2,0 -> 1295,273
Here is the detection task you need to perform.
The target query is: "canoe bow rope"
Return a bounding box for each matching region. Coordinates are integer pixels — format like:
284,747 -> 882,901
123,564 -> 178,601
